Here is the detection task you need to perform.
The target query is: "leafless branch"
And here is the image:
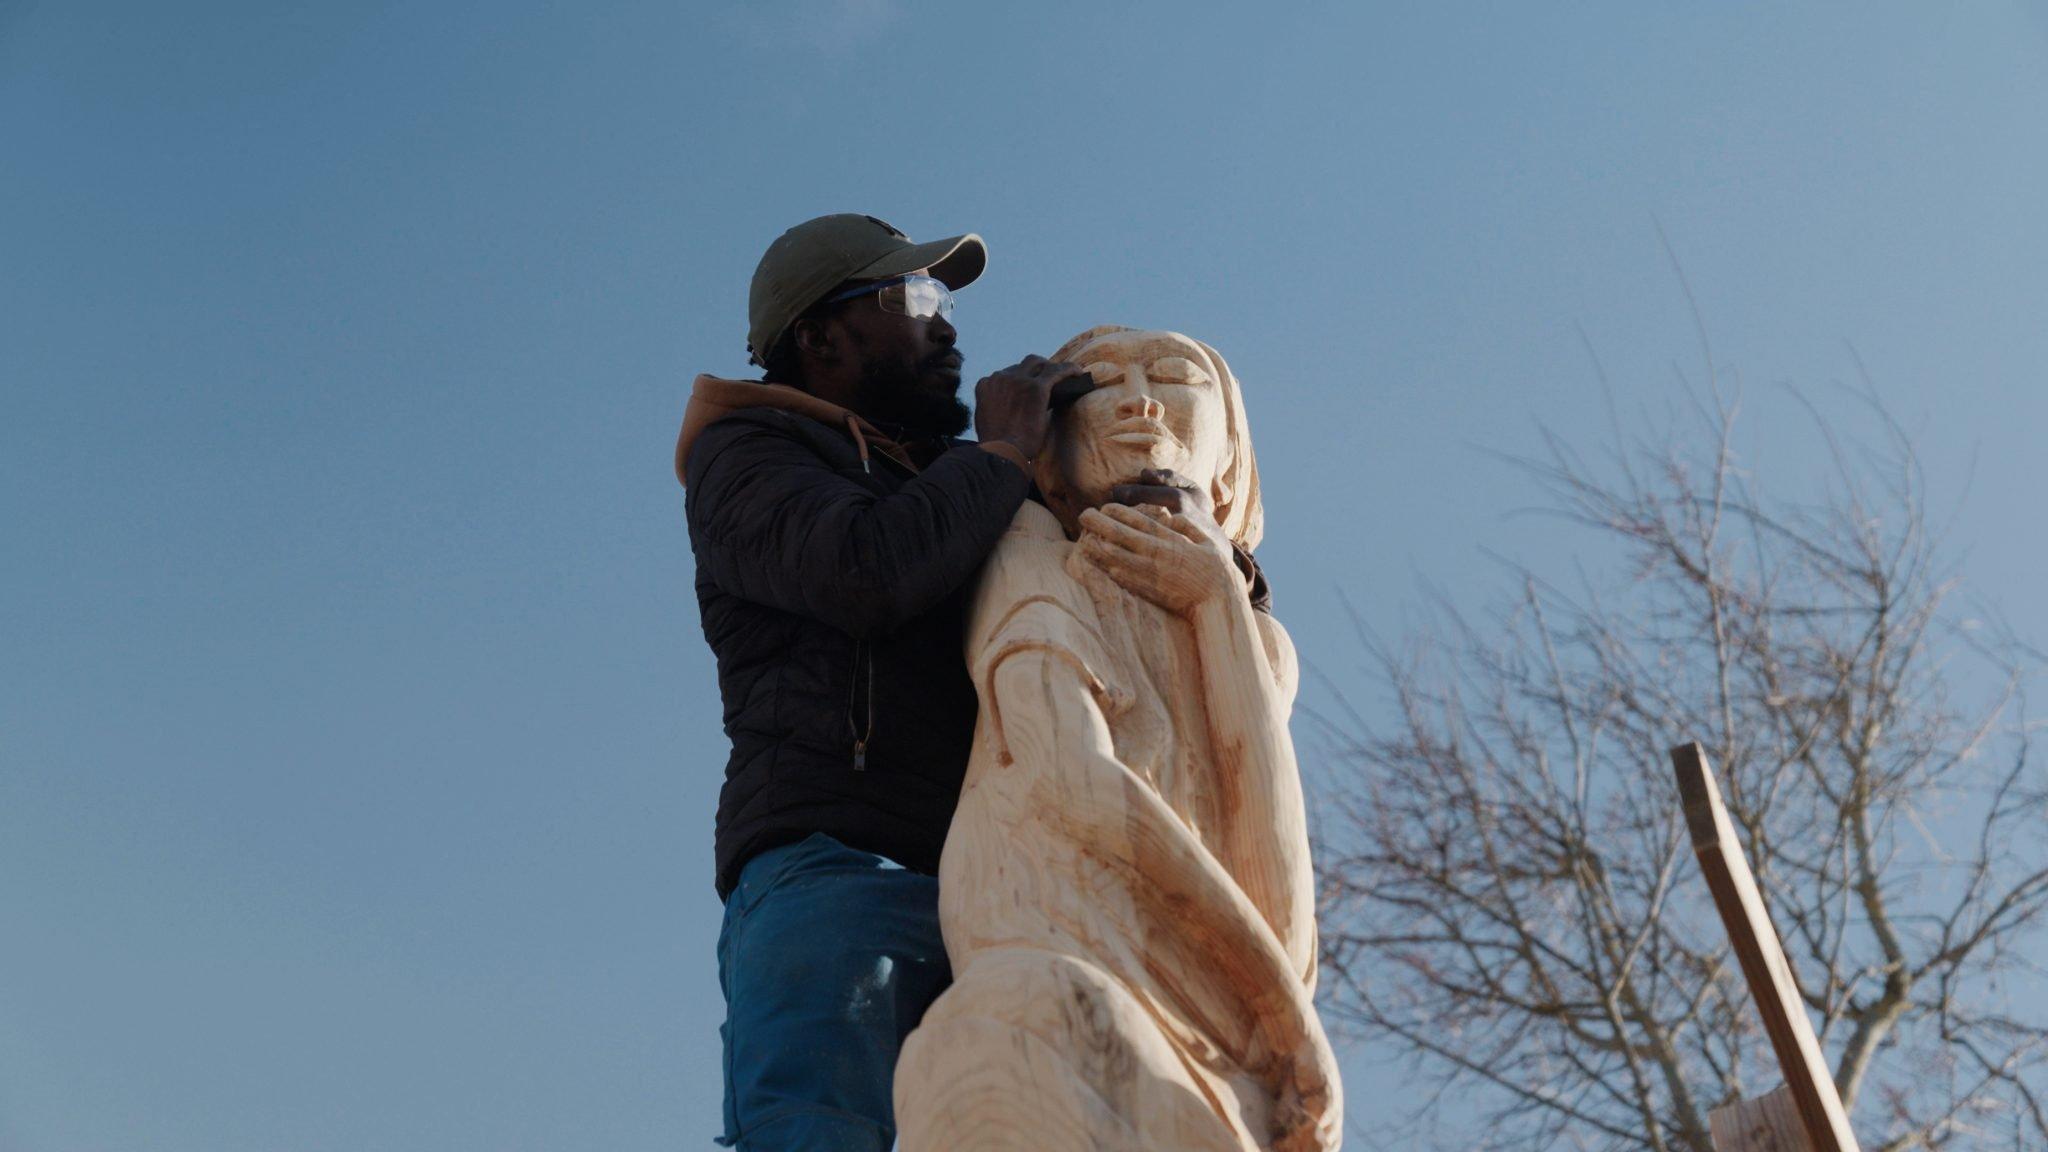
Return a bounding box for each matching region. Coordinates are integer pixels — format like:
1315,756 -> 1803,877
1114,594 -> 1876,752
1312,378 -> 2047,1151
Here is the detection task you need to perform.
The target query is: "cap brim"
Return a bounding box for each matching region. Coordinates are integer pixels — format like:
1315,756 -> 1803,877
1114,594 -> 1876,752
851,232 -> 986,291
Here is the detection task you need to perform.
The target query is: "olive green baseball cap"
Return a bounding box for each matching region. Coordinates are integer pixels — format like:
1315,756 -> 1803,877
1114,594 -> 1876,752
747,213 -> 987,367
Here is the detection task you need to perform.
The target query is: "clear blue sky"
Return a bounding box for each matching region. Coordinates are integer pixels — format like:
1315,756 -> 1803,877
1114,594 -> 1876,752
4,2 -> 2045,1149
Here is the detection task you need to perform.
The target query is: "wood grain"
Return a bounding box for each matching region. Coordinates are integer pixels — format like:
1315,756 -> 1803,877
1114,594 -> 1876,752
894,330 -> 1339,1151
1710,1085 -> 1815,1152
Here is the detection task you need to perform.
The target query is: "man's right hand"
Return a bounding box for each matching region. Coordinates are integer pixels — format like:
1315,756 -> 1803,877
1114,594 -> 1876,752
973,355 -> 1095,462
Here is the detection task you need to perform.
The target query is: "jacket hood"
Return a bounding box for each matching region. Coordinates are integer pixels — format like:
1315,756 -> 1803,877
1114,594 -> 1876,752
675,375 -> 915,486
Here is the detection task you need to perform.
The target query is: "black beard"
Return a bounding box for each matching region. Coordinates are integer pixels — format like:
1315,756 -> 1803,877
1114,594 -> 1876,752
853,366 -> 971,440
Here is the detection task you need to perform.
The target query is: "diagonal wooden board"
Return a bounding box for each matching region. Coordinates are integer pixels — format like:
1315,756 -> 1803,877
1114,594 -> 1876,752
1670,743 -> 1861,1152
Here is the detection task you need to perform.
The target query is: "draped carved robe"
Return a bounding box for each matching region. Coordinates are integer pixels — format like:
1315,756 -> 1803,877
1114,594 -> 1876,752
893,500 -> 1342,1152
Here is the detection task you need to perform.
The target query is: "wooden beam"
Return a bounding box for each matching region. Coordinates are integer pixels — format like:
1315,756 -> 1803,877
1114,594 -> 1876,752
1670,742 -> 1861,1152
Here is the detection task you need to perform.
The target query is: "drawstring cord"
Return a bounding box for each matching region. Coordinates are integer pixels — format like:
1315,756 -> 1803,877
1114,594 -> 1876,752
845,414 -> 872,474
841,414 -> 894,768
842,413 -> 917,474
848,639 -> 874,770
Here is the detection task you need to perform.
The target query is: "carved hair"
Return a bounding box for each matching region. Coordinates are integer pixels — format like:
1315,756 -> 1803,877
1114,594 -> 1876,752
1050,325 -> 1264,551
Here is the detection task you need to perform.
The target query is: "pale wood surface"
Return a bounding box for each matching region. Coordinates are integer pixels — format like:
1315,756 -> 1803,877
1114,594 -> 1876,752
1711,1086 -> 1816,1152
1671,743 -> 1861,1152
894,331 -> 1340,1151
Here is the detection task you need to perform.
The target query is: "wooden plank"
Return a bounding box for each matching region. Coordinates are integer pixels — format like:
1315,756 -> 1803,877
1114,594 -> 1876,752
1711,1085 -> 1814,1152
1671,743 -> 1861,1152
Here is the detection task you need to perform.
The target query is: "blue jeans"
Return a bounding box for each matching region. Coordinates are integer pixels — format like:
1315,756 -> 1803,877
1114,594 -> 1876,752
716,833 -> 952,1151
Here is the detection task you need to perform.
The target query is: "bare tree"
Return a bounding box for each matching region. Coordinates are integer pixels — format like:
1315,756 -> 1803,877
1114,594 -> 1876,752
1311,373 -> 2048,1152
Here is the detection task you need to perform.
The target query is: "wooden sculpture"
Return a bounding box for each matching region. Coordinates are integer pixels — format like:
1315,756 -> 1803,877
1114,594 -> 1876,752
894,327 -> 1342,1151
1671,743 -> 1861,1152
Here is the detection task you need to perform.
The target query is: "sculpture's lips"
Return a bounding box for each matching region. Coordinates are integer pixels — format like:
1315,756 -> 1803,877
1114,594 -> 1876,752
1105,418 -> 1180,448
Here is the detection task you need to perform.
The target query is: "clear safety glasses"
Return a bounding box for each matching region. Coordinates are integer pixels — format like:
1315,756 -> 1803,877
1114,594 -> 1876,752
824,273 -> 954,321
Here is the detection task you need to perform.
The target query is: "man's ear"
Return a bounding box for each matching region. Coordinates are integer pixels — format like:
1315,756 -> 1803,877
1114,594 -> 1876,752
792,316 -> 836,362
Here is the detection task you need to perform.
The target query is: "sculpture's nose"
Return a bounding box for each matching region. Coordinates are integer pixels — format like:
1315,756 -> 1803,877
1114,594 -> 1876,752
1113,384 -> 1164,422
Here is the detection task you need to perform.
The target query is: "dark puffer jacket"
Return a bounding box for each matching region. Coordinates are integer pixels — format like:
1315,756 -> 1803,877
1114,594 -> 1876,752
681,380 -> 1033,899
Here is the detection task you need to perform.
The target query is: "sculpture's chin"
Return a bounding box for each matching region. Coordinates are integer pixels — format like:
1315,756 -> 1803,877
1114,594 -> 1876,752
1042,441 -> 1202,539
1111,440 -> 1183,472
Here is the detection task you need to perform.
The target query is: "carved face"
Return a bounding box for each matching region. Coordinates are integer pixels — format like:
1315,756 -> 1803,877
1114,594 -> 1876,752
1039,329 -> 1234,521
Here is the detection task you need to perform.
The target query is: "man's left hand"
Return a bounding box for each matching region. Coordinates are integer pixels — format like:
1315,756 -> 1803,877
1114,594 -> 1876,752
1107,469 -> 1245,583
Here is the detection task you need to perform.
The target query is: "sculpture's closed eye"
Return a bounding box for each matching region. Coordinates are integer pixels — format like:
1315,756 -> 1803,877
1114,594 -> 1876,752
1082,357 -> 1212,387
1147,356 -> 1211,386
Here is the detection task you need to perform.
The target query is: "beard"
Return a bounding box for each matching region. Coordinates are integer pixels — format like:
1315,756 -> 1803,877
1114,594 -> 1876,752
852,354 -> 972,439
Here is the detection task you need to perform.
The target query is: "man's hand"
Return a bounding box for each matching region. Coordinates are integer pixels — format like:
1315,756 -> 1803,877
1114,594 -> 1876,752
974,355 -> 1095,462
1109,468 -> 1242,569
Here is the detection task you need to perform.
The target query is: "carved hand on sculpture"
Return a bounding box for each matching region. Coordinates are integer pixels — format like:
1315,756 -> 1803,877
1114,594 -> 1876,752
1077,502 -> 1241,617
1108,466 -> 1254,596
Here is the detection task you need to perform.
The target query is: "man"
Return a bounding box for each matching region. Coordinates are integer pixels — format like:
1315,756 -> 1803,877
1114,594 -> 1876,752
676,215 -> 1266,1150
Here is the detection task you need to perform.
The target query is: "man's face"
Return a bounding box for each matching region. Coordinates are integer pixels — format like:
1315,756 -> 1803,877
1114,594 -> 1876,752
825,274 -> 968,437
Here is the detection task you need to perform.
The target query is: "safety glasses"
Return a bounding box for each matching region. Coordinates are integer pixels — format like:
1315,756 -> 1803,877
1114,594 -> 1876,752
823,274 -> 954,321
